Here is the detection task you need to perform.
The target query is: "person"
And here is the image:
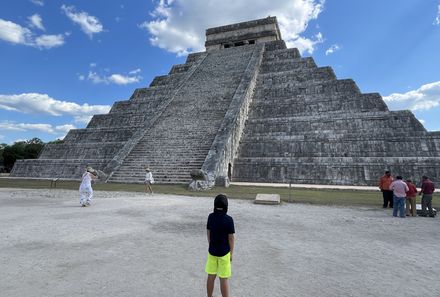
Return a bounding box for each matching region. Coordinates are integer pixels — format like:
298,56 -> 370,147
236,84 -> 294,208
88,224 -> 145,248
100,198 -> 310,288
389,176 -> 408,218
79,166 -> 97,207
144,166 -> 154,194
205,194 -> 235,297
405,179 -> 417,216
419,176 -> 436,217
379,171 -> 394,208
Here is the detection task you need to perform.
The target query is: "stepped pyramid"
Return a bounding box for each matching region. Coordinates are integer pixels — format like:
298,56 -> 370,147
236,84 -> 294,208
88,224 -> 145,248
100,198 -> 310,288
12,17 -> 440,186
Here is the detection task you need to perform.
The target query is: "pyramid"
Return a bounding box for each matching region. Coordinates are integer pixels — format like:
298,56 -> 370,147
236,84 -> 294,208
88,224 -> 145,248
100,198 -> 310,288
12,17 -> 440,186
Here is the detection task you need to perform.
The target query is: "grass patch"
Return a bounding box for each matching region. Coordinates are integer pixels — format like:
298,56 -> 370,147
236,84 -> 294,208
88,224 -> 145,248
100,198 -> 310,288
0,178 -> 438,208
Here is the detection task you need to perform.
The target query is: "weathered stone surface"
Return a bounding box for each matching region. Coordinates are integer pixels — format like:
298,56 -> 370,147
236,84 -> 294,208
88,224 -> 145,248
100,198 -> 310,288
255,193 -> 280,205
11,16 -> 440,186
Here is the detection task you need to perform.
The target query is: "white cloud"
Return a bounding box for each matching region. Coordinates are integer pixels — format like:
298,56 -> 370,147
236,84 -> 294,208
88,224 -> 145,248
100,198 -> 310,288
87,71 -> 108,84
61,5 -> 104,38
0,121 -> 73,134
0,93 -> 111,117
90,62 -> 97,68
140,0 -> 325,56
74,115 -> 93,124
83,69 -> 142,85
0,18 -> 65,49
34,34 -> 65,48
129,68 -> 141,75
28,14 -> 45,31
108,74 -> 141,85
434,5 -> 440,26
55,124 -> 76,134
289,32 -> 323,55
30,0 -> 44,6
325,43 -> 340,55
383,81 -> 440,111
0,18 -> 33,44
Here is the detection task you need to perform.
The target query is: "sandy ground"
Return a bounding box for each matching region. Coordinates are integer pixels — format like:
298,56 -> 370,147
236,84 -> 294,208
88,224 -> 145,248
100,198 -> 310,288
0,188 -> 439,297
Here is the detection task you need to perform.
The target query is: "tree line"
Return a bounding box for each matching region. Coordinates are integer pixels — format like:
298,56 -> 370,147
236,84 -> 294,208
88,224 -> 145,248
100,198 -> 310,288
0,138 -> 62,173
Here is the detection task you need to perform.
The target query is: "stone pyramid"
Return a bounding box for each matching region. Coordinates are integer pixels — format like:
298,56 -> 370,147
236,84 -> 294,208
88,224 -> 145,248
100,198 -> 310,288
12,17 -> 440,186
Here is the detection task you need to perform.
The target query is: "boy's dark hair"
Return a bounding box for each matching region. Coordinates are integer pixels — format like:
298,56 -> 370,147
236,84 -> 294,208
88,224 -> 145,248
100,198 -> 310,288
406,179 -> 412,183
214,194 -> 228,213
396,176 -> 402,180
422,175 -> 428,180
385,170 -> 391,174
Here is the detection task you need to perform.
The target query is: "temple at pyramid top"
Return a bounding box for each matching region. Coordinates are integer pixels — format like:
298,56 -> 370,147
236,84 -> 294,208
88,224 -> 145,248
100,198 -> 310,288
205,16 -> 282,51
11,17 -> 440,187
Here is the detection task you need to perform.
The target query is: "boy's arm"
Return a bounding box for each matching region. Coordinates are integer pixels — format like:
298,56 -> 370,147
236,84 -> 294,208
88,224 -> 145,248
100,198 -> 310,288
228,234 -> 234,262
207,230 -> 210,244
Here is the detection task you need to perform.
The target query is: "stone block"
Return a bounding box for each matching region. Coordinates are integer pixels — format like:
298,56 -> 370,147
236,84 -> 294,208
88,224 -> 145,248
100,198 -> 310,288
255,194 -> 281,205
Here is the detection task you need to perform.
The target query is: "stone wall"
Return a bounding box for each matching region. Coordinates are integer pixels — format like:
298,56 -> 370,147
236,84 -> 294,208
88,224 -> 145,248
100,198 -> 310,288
232,41 -> 440,185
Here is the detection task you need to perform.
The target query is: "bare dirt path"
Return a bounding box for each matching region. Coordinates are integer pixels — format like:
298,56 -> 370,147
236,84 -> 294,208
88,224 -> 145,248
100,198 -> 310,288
0,188 -> 439,297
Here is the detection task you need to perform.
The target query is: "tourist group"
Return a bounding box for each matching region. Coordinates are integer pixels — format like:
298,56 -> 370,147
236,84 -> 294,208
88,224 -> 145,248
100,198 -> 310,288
379,171 -> 436,218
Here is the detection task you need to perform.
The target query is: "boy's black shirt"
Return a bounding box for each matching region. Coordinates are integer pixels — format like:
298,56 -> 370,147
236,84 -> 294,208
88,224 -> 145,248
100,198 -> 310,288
207,211 -> 235,257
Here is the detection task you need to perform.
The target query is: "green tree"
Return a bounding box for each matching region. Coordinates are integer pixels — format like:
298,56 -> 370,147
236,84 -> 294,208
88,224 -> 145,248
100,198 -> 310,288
0,143 -> 6,169
2,139 -> 45,172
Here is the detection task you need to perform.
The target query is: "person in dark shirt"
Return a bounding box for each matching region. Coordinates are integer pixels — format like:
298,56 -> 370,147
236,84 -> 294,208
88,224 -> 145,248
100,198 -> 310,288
205,194 -> 235,297
419,176 -> 436,217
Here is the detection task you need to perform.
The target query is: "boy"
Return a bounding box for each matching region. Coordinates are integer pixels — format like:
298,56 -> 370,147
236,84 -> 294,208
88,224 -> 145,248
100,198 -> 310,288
205,194 -> 235,297
144,166 -> 154,195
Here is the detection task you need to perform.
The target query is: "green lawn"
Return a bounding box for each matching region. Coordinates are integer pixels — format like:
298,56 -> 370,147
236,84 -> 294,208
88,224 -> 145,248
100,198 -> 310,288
0,178 -> 438,208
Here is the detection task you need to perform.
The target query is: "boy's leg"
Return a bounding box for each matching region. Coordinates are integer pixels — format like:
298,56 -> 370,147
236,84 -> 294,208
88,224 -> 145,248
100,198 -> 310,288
219,277 -> 230,297
405,199 -> 410,216
206,274 -> 216,297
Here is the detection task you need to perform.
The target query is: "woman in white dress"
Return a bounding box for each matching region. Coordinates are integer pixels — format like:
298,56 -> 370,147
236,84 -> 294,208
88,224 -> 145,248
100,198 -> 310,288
144,166 -> 154,195
79,166 -> 97,207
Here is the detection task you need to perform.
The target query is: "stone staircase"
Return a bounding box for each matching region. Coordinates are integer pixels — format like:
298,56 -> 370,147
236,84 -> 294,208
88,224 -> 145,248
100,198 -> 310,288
108,45 -> 256,184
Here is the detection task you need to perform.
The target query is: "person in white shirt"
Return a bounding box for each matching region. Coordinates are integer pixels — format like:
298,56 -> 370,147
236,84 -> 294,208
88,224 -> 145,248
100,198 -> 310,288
144,166 -> 154,195
79,166 -> 97,207
389,175 -> 409,218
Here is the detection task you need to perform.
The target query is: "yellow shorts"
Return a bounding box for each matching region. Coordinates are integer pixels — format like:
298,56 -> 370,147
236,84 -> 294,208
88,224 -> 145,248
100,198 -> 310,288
205,252 -> 231,278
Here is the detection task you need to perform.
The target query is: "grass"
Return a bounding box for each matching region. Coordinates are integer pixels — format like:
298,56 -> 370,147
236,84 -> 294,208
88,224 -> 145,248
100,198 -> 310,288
0,178 -> 438,208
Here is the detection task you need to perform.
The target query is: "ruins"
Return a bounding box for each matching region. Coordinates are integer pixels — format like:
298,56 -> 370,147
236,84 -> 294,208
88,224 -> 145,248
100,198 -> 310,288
11,17 -> 440,186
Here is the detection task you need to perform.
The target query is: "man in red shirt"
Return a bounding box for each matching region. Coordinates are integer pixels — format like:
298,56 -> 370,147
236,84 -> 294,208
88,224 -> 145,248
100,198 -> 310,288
419,176 -> 436,217
379,171 -> 394,208
405,179 -> 417,216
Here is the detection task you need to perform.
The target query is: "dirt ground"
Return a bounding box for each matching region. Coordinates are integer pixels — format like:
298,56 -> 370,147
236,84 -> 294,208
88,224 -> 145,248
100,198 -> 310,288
0,188 -> 439,297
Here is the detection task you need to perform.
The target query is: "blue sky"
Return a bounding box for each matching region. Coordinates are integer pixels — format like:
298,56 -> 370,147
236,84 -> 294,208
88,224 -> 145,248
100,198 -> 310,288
1,0 -> 439,144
